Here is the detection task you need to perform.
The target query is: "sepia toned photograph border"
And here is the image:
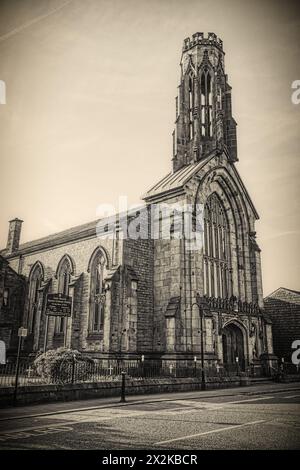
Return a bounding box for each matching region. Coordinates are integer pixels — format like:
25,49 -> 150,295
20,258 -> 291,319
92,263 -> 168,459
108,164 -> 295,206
0,0 -> 299,456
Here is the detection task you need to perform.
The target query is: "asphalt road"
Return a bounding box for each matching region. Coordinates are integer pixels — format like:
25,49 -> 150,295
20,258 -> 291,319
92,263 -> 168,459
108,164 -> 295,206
0,383 -> 299,450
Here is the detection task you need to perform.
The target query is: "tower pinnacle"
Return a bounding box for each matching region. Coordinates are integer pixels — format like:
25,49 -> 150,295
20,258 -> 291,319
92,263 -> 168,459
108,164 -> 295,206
172,32 -> 237,172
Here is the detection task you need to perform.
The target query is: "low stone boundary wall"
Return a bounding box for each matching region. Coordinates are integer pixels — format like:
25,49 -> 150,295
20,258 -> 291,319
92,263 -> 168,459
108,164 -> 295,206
0,376 -> 249,408
275,374 -> 300,383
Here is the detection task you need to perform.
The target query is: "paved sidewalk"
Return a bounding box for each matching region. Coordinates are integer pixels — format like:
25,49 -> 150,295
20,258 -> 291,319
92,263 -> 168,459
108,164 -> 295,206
0,381 -> 299,421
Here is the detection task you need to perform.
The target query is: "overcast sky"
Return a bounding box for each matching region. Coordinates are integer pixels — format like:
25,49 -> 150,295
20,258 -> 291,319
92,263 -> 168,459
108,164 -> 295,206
0,0 -> 299,295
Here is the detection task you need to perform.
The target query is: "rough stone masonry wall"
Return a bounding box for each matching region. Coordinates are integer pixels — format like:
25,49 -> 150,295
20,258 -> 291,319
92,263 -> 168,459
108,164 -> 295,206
7,235 -> 118,354
150,192 -> 188,355
153,238 -> 182,354
0,262 -> 25,352
123,209 -> 154,353
0,376 -> 249,407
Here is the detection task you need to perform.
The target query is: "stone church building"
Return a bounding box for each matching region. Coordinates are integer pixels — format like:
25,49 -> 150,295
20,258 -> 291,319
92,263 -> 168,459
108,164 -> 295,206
1,33 -> 275,372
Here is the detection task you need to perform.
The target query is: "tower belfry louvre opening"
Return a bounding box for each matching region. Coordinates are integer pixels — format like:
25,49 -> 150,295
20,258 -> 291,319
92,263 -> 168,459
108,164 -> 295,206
200,70 -> 212,138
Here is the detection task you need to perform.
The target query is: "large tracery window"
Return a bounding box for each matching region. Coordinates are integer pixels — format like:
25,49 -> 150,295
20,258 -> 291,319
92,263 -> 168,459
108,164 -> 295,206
55,257 -> 72,334
89,250 -> 107,333
200,70 -> 212,138
203,194 -> 232,298
28,262 -> 43,334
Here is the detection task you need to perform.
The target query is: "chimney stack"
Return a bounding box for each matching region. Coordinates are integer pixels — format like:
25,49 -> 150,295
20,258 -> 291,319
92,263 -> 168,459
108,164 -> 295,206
6,218 -> 23,254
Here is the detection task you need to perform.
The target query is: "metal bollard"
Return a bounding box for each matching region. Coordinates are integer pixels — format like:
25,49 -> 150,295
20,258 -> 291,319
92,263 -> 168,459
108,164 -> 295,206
120,371 -> 126,403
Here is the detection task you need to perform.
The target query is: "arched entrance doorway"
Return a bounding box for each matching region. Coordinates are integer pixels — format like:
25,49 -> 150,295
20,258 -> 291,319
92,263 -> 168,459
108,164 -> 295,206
222,323 -> 245,371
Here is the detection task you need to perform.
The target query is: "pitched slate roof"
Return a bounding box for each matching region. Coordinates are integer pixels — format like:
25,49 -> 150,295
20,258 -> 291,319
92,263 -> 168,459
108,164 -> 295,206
265,287 -> 300,305
142,154 -> 214,201
1,205 -> 147,258
0,219 -> 100,258
142,152 -> 259,219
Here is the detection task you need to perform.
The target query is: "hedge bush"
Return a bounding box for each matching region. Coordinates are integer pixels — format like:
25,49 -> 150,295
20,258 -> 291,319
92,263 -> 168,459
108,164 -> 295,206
33,348 -> 95,384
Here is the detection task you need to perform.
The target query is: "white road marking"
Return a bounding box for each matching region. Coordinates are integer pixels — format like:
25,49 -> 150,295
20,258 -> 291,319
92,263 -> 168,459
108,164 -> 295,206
1,389 -> 299,422
0,425 -> 74,442
223,396 -> 275,405
172,396 -> 275,410
2,396 -> 276,436
0,405 -> 192,437
281,394 -> 300,399
47,406 -> 186,420
0,393 -> 296,443
154,419 -> 266,445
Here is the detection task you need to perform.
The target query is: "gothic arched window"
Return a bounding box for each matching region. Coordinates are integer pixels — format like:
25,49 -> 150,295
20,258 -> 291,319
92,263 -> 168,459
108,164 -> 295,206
56,256 -> 72,334
28,262 -> 43,334
200,70 -> 212,138
203,194 -> 232,298
89,249 -> 107,333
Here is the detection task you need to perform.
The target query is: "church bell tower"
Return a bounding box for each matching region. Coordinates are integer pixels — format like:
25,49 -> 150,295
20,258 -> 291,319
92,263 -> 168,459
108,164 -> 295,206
173,32 -> 238,172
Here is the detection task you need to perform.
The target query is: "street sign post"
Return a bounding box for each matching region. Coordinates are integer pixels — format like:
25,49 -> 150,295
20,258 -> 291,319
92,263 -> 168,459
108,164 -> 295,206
13,326 -> 28,405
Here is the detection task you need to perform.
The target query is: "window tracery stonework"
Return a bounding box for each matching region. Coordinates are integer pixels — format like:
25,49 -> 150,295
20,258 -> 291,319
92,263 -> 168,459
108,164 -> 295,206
203,193 -> 232,299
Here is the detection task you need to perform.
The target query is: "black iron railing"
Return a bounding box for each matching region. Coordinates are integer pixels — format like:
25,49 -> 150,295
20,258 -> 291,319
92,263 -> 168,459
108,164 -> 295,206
0,357 -> 283,388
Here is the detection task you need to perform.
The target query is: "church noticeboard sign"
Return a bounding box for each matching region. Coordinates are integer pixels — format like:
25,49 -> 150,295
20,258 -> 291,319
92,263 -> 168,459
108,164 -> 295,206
46,293 -> 72,317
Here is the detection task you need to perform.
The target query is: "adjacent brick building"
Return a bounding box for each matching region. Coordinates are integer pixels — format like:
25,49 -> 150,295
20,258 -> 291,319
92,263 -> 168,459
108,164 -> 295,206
0,254 -> 26,354
264,288 -> 300,362
0,33 -> 275,371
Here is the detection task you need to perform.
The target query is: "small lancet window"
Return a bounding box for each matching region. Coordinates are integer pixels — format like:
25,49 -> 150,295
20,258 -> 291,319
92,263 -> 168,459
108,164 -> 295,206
200,70 -> 213,138
188,76 -> 194,140
56,257 -> 72,334
28,263 -> 43,334
89,250 -> 107,333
